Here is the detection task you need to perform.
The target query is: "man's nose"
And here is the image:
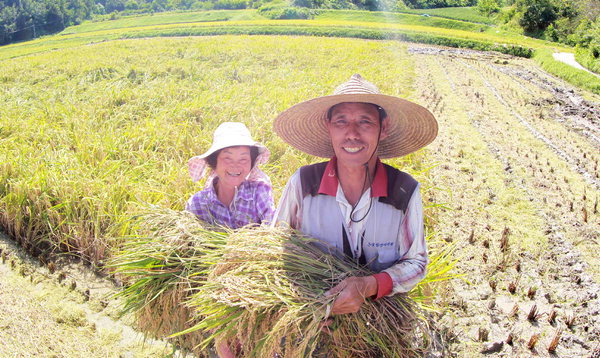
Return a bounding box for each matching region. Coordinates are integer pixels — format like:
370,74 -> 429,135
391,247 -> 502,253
345,122 -> 360,139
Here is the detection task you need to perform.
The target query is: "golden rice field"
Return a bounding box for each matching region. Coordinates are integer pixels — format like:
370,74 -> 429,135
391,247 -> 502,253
1,30 -> 599,357
0,36 -> 428,265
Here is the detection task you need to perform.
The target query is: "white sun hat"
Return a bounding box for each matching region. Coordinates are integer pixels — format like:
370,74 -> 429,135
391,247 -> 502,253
273,74 -> 438,158
188,122 -> 270,183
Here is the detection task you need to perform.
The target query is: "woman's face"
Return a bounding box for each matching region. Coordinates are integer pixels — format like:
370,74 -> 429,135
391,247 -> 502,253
215,146 -> 252,188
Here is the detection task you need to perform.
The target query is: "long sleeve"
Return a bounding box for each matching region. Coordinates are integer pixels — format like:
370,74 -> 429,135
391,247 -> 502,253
255,182 -> 276,224
382,187 -> 428,294
272,170 -> 304,230
186,191 -> 212,224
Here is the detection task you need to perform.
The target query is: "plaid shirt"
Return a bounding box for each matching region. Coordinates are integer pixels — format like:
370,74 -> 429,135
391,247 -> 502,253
186,179 -> 274,229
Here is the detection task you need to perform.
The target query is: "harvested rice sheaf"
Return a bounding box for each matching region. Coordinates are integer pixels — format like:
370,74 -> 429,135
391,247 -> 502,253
108,208 -> 227,355
185,226 -> 429,358
111,209 -> 452,357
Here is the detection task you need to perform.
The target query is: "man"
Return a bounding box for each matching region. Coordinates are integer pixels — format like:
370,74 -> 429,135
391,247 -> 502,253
273,74 -> 438,315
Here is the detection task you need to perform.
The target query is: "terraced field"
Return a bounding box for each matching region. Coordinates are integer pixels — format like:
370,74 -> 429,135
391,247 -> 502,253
0,28 -> 598,357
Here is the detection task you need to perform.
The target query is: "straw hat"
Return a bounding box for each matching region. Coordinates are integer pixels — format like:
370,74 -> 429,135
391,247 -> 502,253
188,122 -> 269,183
273,74 -> 438,159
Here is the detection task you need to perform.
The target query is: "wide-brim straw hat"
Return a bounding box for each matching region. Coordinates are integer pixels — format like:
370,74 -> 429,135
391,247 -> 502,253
188,122 -> 269,182
273,74 -> 438,159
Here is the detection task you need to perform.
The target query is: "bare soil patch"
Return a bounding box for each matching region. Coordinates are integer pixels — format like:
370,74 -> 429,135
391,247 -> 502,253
0,230 -> 182,357
411,45 -> 599,357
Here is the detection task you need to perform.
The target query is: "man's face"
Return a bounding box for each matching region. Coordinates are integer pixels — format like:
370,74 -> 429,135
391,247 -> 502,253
215,146 -> 252,188
327,102 -> 388,168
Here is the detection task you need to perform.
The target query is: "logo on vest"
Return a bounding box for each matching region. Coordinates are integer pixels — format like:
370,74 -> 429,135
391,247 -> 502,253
367,242 -> 394,248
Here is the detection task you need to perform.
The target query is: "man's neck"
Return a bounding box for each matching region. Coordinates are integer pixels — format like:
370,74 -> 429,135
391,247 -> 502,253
336,158 -> 378,206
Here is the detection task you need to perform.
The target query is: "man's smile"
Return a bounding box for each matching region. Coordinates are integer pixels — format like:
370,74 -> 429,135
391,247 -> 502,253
343,146 -> 365,153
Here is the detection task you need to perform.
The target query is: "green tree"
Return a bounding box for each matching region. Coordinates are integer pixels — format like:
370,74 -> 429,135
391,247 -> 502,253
517,0 -> 558,32
477,0 -> 501,15
1,4 -> 18,44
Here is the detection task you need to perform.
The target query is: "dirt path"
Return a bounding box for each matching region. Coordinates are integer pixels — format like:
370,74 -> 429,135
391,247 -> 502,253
411,46 -> 599,357
553,52 -> 600,79
0,230 -> 184,357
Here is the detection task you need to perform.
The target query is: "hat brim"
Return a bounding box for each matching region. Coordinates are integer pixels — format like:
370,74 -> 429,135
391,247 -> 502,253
188,143 -> 270,182
273,93 -> 438,159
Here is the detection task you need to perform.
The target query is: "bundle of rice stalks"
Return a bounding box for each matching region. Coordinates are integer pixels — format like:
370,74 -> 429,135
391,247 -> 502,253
108,207 -> 227,355
182,226 -> 433,358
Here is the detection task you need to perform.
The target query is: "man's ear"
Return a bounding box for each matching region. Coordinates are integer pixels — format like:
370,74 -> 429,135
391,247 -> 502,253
379,117 -> 390,140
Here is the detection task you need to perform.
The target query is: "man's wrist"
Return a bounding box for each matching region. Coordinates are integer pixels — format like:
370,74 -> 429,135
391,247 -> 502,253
372,272 -> 393,299
362,275 -> 378,298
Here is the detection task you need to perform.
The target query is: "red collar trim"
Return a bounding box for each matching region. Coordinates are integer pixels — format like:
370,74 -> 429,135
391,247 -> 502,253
317,157 -> 388,198
371,159 -> 388,197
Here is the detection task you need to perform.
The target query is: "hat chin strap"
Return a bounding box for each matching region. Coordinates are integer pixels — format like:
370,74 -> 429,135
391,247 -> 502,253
363,124 -> 382,168
350,124 -> 382,223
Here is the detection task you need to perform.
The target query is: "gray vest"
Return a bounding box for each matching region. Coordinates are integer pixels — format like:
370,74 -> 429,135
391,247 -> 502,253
299,162 -> 418,270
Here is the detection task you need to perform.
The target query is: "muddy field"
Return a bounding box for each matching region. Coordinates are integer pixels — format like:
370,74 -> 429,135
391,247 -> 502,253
412,46 -> 599,357
1,43 -> 599,357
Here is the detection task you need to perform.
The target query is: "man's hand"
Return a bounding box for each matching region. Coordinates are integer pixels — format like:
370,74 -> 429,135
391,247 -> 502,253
325,276 -> 377,315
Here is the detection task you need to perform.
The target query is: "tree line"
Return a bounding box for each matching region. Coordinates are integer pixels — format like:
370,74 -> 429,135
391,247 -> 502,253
1,0 -> 93,44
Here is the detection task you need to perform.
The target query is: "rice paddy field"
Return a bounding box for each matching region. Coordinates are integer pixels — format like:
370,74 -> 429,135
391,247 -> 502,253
0,8 -> 599,358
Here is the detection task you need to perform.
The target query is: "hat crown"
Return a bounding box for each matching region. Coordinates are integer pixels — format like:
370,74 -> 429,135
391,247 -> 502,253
213,122 -> 253,143
333,74 -> 380,95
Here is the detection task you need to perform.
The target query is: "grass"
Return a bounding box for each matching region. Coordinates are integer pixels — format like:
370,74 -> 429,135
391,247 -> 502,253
314,9 -> 491,31
0,254 -> 171,356
3,8 -> 595,94
0,10 -> 556,62
2,8 -> 597,94
61,9 -> 266,35
397,6 -> 494,24
575,46 -> 600,74
533,47 -> 600,94
0,20 -> 537,62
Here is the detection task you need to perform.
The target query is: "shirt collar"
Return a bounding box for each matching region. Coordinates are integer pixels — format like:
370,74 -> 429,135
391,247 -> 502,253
318,157 -> 388,198
208,179 -> 253,202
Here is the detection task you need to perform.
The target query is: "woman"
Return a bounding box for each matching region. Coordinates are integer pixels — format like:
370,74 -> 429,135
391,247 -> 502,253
187,122 -> 274,358
186,121 -> 274,228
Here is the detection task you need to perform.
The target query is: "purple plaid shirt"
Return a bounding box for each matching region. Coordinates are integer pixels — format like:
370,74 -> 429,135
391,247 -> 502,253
186,179 -> 275,229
